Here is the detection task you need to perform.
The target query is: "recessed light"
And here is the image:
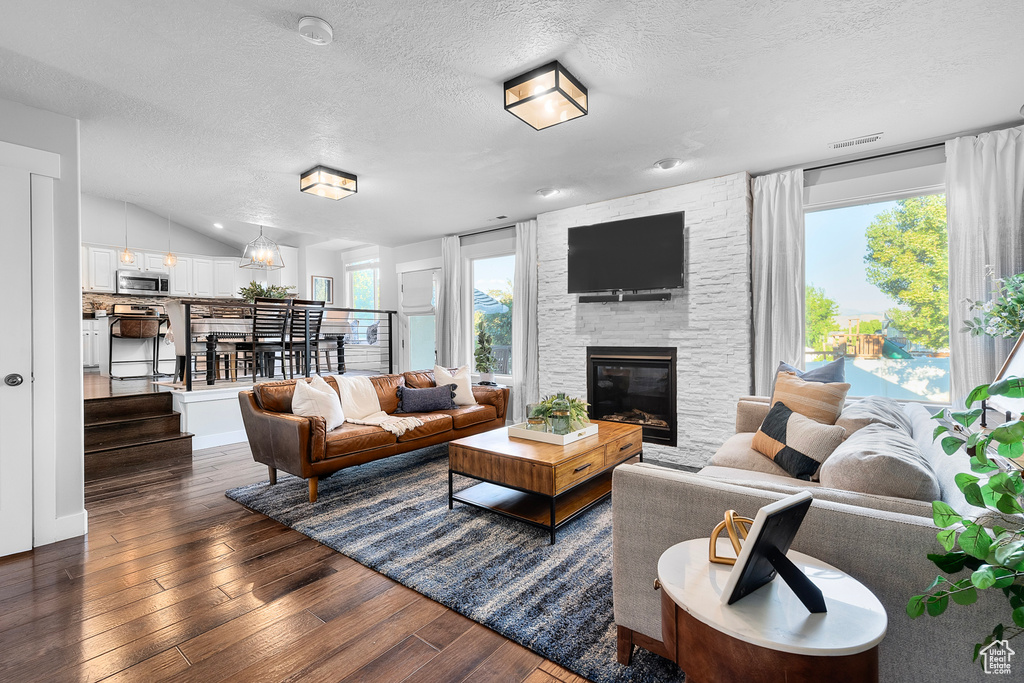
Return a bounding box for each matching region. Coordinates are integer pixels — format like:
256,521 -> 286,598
654,158 -> 683,171
536,188 -> 560,198
298,16 -> 333,46
495,215 -> 508,220
213,223 -> 223,229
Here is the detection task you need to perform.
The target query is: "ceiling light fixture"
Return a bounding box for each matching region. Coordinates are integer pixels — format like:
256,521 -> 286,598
504,61 -> 588,131
119,201 -> 135,265
654,158 -> 683,171
163,213 -> 177,268
298,16 -> 333,46
300,165 -> 358,200
536,188 -> 560,198
214,223 -> 224,229
240,225 -> 284,270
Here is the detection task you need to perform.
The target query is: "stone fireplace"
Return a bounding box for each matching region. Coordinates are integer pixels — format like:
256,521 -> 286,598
587,347 -> 677,446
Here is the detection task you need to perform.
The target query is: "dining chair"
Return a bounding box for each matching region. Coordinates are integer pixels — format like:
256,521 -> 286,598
234,297 -> 292,379
165,302 -> 237,383
286,299 -> 326,378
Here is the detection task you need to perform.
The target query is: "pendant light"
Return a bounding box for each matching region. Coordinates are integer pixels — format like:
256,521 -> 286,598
119,201 -> 135,265
239,225 -> 284,270
162,213 -> 177,268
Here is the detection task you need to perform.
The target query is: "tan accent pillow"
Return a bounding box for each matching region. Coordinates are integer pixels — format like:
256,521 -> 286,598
434,365 -> 476,406
770,371 -> 850,425
752,401 -> 847,480
818,424 -> 940,501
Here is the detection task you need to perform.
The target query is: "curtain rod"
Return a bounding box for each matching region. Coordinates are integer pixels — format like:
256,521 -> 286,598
802,142 -> 946,174
455,224 -> 517,240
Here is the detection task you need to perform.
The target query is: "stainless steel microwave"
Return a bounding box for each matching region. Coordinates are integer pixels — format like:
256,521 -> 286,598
116,270 -> 169,296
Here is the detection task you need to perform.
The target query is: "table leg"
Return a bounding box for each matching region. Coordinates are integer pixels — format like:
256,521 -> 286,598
549,496 -> 557,545
639,449 -> 644,463
336,335 -> 346,374
206,334 -> 217,385
448,470 -> 453,510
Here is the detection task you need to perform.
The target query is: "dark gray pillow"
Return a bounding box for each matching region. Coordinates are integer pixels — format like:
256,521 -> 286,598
366,322 -> 379,345
396,384 -> 457,413
778,357 -> 845,383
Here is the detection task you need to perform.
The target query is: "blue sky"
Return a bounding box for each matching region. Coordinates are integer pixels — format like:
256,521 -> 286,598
473,254 -> 515,296
805,201 -> 899,317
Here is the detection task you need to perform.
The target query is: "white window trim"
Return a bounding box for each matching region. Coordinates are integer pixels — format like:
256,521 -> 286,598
461,236 -> 515,382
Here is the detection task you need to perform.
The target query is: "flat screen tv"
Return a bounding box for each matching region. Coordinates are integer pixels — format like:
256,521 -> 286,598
567,211 -> 684,293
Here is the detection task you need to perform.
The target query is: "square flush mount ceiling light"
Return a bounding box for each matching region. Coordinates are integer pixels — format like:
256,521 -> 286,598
504,61 -> 588,131
300,165 -> 358,200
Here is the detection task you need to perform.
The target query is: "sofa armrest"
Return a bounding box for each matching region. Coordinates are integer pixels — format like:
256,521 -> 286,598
238,392 -> 326,476
735,397 -> 771,433
472,385 -> 509,421
611,464 -> 1000,683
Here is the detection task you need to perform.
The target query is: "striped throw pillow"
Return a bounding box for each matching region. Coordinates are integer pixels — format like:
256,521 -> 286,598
771,371 -> 850,425
752,402 -> 847,480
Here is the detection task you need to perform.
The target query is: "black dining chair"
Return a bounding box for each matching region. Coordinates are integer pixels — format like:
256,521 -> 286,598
286,299 -> 326,378
234,297 -> 291,379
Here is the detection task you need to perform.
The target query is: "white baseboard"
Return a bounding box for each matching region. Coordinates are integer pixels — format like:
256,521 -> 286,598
35,509 -> 89,547
192,430 -> 248,451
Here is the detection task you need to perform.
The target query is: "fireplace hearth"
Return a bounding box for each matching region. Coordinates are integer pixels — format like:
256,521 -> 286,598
586,347 -> 677,447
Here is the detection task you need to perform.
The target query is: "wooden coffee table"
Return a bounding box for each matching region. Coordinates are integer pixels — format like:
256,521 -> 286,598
448,420 -> 643,544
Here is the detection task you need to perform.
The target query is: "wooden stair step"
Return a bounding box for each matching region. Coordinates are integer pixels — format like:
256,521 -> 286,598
85,392 -> 173,423
85,433 -> 194,481
85,413 -> 185,448
84,431 -> 193,455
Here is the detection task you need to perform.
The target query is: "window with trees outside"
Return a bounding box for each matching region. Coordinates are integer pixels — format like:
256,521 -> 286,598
805,193 -> 949,402
348,259 -> 379,324
471,254 -> 514,376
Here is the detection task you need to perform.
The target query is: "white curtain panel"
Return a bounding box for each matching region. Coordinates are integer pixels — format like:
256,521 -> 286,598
947,126 -> 1024,402
512,219 -> 540,422
752,169 -> 806,396
436,235 -> 463,367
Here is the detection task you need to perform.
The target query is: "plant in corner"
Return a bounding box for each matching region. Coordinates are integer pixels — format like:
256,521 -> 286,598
963,268 -> 1024,339
907,375 -> 1024,663
238,281 -> 293,303
474,323 -> 497,379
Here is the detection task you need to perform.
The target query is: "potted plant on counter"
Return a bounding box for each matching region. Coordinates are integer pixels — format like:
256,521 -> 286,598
238,281 -> 294,303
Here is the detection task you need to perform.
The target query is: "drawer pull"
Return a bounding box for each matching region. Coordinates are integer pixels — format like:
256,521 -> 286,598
619,442 -> 634,451
573,463 -> 592,473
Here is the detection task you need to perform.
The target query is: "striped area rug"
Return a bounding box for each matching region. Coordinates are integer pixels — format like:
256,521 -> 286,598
225,444 -> 682,683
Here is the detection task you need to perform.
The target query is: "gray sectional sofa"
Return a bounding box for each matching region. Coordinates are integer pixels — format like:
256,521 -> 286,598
612,395 -> 1010,683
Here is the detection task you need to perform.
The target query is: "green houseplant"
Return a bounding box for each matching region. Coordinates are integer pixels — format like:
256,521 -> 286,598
907,375 -> 1024,662
474,325 -> 497,380
963,269 -> 1024,339
531,393 -> 591,431
238,281 -> 293,303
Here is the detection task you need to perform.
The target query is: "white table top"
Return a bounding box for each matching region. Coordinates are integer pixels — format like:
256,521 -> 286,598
658,538 -> 887,657
187,317 -> 360,336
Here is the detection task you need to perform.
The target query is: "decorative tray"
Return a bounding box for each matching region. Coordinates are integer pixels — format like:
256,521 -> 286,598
507,422 -> 599,446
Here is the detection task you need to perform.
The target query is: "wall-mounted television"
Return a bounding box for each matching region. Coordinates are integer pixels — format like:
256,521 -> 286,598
567,211 -> 684,293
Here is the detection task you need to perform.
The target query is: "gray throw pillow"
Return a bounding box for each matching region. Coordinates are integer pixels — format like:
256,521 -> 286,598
836,396 -> 913,438
366,322 -> 379,345
395,384 -> 457,413
819,423 -> 940,501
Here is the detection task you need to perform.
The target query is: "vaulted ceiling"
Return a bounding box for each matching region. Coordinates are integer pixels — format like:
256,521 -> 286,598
0,0 -> 1021,247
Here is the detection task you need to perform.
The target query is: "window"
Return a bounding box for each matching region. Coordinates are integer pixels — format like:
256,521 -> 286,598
347,258 -> 379,321
470,254 -> 514,376
805,193 -> 949,402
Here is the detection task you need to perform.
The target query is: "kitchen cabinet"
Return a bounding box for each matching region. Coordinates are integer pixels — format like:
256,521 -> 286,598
142,252 -> 169,273
214,259 -> 238,297
82,319 -> 102,367
86,247 -> 118,292
169,257 -> 192,296
192,258 -> 214,297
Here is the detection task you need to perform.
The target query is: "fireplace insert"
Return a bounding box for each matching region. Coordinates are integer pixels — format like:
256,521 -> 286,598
586,347 -> 677,447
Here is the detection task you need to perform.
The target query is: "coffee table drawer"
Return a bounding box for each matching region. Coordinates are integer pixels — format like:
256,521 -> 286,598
554,449 -> 605,493
604,434 -> 642,466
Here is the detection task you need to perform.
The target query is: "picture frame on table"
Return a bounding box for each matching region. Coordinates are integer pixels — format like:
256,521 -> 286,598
311,275 -> 334,305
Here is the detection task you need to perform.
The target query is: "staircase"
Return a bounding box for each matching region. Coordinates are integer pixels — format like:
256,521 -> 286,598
84,392 -> 193,481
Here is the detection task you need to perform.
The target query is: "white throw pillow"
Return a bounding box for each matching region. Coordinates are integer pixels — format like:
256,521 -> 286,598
434,365 -> 476,406
292,377 -> 345,431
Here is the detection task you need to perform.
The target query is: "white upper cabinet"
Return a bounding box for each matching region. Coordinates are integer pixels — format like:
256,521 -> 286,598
86,247 -> 118,292
169,257 -> 192,296
143,252 -> 168,272
213,259 -> 238,297
192,258 -> 214,297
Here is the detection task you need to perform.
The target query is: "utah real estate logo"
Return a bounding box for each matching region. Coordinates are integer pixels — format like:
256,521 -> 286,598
979,639 -> 1015,675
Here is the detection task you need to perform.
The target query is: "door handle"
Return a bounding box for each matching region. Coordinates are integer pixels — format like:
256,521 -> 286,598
619,442 -> 634,451
4,374 -> 24,387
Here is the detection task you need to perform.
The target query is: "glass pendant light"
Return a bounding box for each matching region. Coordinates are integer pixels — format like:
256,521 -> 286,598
119,201 -> 135,265
163,213 -> 177,268
239,225 -> 284,270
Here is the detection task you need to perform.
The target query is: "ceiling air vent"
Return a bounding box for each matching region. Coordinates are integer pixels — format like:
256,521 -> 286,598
827,133 -> 884,150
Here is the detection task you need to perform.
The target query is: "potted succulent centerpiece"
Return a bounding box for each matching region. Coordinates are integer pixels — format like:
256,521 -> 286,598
908,375 -> 1024,664
237,281 -> 294,303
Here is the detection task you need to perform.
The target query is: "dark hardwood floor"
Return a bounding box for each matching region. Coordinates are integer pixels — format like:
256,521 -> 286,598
0,438 -> 592,682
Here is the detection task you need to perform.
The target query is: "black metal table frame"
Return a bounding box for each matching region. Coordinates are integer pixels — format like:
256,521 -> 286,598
448,449 -> 643,545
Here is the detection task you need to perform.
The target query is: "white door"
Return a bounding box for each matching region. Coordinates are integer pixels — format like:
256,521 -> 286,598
400,269 -> 438,372
87,247 -> 117,292
213,259 -> 237,297
169,257 -> 192,296
192,258 -> 214,297
0,166 -> 34,556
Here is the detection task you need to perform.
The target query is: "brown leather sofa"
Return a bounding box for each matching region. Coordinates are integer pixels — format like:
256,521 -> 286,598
238,370 -> 509,502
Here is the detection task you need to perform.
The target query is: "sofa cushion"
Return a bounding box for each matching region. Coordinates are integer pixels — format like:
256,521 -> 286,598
710,433 -> 791,477
752,402 -> 847,480
819,423 -> 940,502
699,465 -> 823,488
403,370 -> 436,389
438,404 -> 498,429
324,423 -> 397,459
837,396 -> 913,438
395,412 -> 454,442
396,384 -> 457,413
253,380 -> 298,413
369,374 -> 405,414
770,371 -> 850,425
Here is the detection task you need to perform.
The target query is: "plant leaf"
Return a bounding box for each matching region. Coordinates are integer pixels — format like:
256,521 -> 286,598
970,456 -> 999,473
972,565 -> 997,589
926,592 -> 948,616
962,483 -> 986,507
932,501 -> 962,528
937,528 -> 957,552
993,567 -> 1017,588
966,383 -> 991,408
998,440 -> 1024,458
952,586 -> 978,606
959,521 -> 993,560
941,436 -> 966,455
989,377 -> 1024,399
989,472 -> 1024,497
952,409 -> 984,428
907,595 -> 926,618
989,420 -> 1024,444
1014,606 -> 1024,628
955,472 -> 980,490
933,425 -> 950,441
929,552 -> 968,573
996,494 -> 1024,515
994,539 -> 1024,568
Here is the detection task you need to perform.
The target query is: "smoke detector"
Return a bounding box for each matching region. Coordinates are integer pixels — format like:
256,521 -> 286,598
536,188 -> 560,198
298,16 -> 333,46
827,133 -> 884,151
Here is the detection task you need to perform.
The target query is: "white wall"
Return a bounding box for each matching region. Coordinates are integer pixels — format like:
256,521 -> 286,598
0,96 -> 86,544
302,246 -> 344,302
82,193 -> 238,256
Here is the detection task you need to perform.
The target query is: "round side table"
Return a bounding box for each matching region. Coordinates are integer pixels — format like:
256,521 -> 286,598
657,538 -> 887,683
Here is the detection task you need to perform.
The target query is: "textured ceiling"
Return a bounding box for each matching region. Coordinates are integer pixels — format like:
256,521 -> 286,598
0,0 -> 1021,248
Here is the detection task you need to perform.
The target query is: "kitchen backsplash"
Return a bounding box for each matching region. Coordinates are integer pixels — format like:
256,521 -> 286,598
82,293 -> 246,316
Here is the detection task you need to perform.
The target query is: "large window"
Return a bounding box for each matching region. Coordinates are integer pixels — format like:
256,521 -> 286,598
347,258 -> 379,322
470,254 -> 514,376
805,193 -> 949,402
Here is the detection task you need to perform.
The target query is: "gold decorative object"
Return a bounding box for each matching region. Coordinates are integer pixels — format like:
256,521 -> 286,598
709,510 -> 754,566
